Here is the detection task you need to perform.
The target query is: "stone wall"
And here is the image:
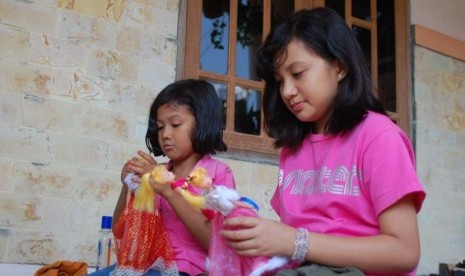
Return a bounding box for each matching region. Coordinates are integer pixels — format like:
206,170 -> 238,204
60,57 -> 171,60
415,46 -> 465,274
0,0 -> 279,266
0,0 -> 180,265
2,1 -> 464,274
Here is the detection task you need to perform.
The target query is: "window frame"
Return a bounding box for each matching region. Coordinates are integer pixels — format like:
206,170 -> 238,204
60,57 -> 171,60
183,0 -> 276,154
179,0 -> 412,155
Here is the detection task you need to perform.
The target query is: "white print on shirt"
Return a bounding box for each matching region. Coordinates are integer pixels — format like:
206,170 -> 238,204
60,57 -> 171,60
278,166 -> 361,196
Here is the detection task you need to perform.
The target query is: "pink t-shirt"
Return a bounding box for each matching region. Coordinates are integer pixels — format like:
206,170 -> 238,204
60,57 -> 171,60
158,155 -> 235,275
271,112 -> 426,276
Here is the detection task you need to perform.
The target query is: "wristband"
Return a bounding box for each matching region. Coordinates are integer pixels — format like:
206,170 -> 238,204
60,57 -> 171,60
123,173 -> 139,191
291,227 -> 309,262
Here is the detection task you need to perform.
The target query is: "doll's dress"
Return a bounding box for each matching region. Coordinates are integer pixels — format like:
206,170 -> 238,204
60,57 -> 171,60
208,204 -> 288,276
111,194 -> 178,276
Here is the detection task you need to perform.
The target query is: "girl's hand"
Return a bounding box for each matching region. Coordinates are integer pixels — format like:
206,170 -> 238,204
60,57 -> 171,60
148,175 -> 174,198
130,150 -> 158,174
220,216 -> 296,258
121,161 -> 134,185
145,164 -> 175,197
121,150 -> 158,182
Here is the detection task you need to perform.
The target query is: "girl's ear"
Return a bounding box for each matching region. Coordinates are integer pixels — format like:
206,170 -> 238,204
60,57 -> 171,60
335,61 -> 347,81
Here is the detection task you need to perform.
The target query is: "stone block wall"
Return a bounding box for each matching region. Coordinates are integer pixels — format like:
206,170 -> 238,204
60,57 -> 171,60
0,0 -> 180,265
415,46 -> 465,274
6,1 -> 465,274
0,0 -> 280,266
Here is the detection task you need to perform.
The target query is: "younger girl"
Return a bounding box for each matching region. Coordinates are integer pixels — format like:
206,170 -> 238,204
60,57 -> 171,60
92,79 -> 235,276
221,7 -> 425,276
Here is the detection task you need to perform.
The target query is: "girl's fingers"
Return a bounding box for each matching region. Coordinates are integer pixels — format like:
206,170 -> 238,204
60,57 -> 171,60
130,165 -> 147,175
221,228 -> 250,241
227,239 -> 256,251
223,216 -> 259,228
137,150 -> 157,165
221,219 -> 259,241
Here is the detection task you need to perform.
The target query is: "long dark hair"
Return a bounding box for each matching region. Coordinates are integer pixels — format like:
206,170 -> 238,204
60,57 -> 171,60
146,79 -> 227,156
256,7 -> 385,151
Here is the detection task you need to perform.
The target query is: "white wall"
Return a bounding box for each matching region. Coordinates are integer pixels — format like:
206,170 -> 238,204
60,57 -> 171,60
411,0 -> 465,41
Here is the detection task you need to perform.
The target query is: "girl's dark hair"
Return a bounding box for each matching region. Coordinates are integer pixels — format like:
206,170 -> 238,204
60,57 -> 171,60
145,79 -> 227,156
256,7 -> 386,151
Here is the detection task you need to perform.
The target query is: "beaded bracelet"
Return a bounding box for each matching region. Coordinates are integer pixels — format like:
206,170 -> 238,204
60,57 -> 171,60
291,227 -> 309,262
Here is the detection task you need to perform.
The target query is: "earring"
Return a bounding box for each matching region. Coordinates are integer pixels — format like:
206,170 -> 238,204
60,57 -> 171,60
338,74 -> 344,81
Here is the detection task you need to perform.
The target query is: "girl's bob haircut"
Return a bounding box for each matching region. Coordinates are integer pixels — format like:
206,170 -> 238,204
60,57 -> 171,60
146,79 -> 227,156
256,7 -> 385,151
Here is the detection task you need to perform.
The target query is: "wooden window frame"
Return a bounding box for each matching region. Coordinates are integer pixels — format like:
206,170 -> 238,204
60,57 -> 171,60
394,0 -> 412,139
179,0 -> 412,155
183,0 -> 277,154
315,0 -> 412,137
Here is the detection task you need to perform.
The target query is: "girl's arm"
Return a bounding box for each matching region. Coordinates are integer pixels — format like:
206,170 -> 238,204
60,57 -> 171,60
153,163 -> 235,250
112,185 -> 128,230
160,188 -> 212,250
221,194 -> 420,273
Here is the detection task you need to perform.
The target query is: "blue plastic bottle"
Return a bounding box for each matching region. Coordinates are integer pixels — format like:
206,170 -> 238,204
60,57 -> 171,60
96,216 -> 113,270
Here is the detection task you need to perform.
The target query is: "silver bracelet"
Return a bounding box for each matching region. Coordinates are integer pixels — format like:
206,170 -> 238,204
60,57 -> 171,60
291,227 -> 309,262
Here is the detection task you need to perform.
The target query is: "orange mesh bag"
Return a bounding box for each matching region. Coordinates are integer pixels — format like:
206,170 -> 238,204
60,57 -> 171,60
111,165 -> 178,276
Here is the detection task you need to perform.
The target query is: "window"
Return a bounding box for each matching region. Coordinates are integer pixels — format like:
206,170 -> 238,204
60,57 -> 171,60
181,0 -> 411,154
323,0 -> 412,137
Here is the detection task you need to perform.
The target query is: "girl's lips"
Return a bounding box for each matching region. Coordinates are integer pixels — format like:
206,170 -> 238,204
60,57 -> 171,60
163,145 -> 174,151
291,101 -> 305,113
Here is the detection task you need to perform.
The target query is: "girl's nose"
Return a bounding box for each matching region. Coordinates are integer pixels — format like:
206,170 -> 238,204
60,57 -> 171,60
160,128 -> 171,139
281,80 -> 297,98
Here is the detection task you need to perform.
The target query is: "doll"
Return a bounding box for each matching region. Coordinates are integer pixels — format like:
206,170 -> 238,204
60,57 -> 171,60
111,165 -> 178,276
171,167 -> 216,219
204,185 -> 289,276
180,168 -> 289,276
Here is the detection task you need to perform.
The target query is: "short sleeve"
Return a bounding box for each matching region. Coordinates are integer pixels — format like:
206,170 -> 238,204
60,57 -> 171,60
197,155 -> 236,190
362,127 -> 425,215
213,164 -> 236,189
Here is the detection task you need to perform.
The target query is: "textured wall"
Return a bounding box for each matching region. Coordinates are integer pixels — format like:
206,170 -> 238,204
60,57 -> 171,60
0,0 -> 179,265
415,46 -> 465,274
4,1 -> 464,274
0,0 -> 279,266
411,0 -> 465,41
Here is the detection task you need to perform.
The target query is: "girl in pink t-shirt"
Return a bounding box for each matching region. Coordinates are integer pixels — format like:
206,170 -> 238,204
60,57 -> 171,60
221,7 -> 425,276
90,79 -> 235,276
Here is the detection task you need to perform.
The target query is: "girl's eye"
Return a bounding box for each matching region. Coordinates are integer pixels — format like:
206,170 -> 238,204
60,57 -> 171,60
292,71 -> 304,78
157,126 -> 164,131
172,123 -> 181,128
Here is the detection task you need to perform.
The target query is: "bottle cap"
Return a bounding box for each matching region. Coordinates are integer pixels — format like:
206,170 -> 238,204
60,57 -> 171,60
240,197 -> 259,211
101,216 -> 112,229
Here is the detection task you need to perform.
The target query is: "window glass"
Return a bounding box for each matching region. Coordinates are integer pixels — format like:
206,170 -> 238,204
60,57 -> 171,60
234,86 -> 261,135
236,0 -> 263,80
352,26 -> 372,71
201,0 -> 230,74
352,0 -> 371,21
271,0 -> 294,29
325,0 -> 345,19
377,0 -> 396,112
208,80 -> 228,130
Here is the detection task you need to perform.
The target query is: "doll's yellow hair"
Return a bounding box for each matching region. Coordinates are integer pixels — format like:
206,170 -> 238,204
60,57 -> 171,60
133,165 -> 171,212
